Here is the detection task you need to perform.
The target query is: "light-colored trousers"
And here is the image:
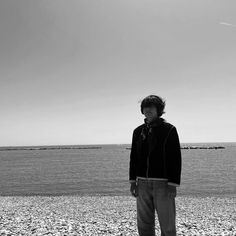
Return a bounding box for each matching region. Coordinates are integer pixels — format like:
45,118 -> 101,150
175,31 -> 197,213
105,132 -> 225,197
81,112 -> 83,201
136,179 -> 177,236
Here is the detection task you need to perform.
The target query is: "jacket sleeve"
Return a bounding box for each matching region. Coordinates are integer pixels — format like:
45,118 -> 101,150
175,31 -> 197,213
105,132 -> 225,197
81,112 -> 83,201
129,130 -> 137,183
165,126 -> 182,187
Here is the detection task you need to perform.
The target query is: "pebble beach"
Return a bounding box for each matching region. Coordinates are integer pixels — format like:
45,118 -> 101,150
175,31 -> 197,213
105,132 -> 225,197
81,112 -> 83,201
0,195 -> 235,236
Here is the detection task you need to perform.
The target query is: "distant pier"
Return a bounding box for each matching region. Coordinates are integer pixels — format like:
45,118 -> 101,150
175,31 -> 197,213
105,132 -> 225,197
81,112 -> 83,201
180,146 -> 225,150
126,146 -> 225,150
0,146 -> 102,151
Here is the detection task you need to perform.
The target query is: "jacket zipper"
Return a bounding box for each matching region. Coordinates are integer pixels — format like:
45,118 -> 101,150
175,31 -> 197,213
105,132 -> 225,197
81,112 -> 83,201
146,154 -> 149,177
146,128 -> 151,178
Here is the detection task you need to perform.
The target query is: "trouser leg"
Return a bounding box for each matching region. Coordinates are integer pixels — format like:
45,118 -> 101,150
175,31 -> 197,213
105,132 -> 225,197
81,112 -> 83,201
136,180 -> 155,236
153,181 -> 177,236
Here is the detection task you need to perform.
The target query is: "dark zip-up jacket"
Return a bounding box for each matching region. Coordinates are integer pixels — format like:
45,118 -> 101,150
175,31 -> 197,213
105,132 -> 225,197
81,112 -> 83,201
129,118 -> 182,187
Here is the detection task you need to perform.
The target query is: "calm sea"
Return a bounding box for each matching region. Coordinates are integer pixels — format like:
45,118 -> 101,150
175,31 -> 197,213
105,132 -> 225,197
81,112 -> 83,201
0,143 -> 235,197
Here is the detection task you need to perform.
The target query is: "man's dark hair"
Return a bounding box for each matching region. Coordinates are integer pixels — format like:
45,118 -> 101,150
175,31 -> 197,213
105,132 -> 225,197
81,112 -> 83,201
140,95 -> 166,117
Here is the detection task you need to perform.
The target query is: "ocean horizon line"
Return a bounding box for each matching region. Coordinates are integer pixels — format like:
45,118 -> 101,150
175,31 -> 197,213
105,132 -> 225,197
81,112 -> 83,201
0,141 -> 236,149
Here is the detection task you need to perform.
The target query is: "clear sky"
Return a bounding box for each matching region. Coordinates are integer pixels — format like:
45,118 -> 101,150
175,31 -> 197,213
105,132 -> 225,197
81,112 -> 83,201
0,0 -> 236,146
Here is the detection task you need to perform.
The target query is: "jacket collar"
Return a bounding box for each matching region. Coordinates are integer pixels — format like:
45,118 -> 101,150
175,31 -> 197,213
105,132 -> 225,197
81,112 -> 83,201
140,117 -> 165,142
144,117 -> 165,128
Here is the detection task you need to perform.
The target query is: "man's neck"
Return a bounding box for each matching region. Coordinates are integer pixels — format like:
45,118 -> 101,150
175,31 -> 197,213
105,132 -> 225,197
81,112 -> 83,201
145,116 -> 160,124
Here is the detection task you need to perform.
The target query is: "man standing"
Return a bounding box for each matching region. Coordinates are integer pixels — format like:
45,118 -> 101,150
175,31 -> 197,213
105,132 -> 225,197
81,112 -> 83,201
129,95 -> 182,236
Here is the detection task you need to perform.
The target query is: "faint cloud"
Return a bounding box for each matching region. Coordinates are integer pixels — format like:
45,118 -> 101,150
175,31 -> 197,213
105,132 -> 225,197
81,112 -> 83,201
219,22 -> 236,28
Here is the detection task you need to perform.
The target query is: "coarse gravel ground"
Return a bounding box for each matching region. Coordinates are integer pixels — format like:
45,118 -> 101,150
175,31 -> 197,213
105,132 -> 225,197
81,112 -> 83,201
0,195 -> 235,236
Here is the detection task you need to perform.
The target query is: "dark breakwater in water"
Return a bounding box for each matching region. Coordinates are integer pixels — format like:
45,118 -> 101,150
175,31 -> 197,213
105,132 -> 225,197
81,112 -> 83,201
126,146 -> 226,150
0,145 -> 102,151
0,143 -> 235,197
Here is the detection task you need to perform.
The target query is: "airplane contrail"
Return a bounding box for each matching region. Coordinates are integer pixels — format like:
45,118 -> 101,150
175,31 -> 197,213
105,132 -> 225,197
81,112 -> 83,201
219,22 -> 236,27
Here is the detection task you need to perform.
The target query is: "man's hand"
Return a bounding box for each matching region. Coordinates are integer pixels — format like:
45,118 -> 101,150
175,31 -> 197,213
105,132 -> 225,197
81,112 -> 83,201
167,185 -> 176,198
130,182 -> 138,197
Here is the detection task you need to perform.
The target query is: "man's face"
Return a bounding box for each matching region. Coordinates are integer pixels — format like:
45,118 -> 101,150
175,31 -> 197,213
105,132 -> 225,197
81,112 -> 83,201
143,106 -> 158,122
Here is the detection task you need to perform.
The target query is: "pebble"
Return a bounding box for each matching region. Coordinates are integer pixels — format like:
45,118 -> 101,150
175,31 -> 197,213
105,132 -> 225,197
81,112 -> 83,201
0,195 -> 235,235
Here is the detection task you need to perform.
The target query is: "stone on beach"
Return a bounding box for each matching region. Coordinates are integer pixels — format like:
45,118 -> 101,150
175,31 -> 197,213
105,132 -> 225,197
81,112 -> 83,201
0,195 -> 235,235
